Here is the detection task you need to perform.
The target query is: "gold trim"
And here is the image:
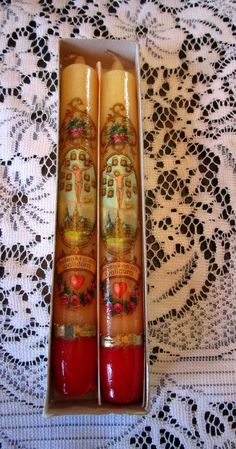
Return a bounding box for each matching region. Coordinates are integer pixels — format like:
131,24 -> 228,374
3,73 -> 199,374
54,323 -> 96,339
101,334 -> 143,348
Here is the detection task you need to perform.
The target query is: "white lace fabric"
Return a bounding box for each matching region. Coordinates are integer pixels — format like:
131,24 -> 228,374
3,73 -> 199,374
0,1 -> 236,448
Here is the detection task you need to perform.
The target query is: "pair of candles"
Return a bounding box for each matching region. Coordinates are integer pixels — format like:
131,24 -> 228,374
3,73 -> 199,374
52,53 -> 144,403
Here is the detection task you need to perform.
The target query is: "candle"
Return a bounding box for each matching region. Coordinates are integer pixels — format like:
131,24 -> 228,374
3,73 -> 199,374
100,54 -> 144,403
52,56 -> 98,397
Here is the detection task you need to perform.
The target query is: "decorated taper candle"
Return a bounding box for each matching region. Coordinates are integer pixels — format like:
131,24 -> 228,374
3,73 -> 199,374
52,56 -> 98,397
100,53 -> 144,403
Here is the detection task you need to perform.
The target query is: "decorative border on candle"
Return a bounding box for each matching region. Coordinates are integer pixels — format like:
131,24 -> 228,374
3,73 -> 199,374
100,334 -> 143,348
54,323 -> 96,339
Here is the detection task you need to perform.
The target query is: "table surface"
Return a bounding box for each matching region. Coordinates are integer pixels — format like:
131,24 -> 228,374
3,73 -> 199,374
0,1 -> 236,448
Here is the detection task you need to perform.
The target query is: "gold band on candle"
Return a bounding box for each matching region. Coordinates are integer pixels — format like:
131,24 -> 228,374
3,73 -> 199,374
54,323 -> 96,338
100,334 -> 143,348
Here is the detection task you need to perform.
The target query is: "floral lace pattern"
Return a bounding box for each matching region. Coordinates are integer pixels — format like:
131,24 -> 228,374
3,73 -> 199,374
0,1 -> 236,448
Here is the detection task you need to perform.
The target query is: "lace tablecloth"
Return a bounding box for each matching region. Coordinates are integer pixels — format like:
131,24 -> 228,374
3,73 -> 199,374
1,1 -> 236,448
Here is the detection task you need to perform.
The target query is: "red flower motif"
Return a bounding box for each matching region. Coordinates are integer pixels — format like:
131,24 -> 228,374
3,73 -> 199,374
70,127 -> 85,138
112,133 -> 122,144
61,293 -> 70,306
70,128 -> 80,138
113,302 -> 124,314
70,295 -> 80,306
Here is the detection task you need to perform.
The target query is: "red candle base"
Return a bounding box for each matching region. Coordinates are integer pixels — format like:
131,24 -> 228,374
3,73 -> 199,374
100,345 -> 144,403
52,337 -> 97,397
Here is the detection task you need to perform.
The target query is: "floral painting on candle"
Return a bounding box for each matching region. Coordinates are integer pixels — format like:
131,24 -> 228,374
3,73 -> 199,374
101,103 -> 137,154
101,154 -> 138,255
60,98 -> 96,148
58,148 -> 96,248
57,273 -> 96,309
102,278 -> 140,316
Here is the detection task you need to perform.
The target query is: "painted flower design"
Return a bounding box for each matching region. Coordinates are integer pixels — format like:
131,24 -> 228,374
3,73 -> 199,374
101,104 -> 137,153
112,302 -> 124,314
102,281 -> 139,316
60,101 -> 96,146
109,123 -> 128,145
58,276 -> 96,308
67,116 -> 87,139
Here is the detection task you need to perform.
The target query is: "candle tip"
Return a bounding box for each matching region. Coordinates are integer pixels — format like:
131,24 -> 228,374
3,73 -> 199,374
66,54 -> 86,65
74,55 -> 86,64
107,50 -> 124,70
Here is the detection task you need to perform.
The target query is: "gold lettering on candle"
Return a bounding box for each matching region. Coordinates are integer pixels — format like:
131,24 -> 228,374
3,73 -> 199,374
57,255 -> 96,275
101,262 -> 140,282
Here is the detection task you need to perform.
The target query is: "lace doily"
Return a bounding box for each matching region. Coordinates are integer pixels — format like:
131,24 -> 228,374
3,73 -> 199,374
0,1 -> 235,448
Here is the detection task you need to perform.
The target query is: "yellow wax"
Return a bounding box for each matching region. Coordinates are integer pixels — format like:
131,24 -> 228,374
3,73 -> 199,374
100,69 -> 138,143
60,61 -> 98,126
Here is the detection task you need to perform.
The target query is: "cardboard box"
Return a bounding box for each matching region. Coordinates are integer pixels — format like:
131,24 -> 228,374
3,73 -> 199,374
44,39 -> 149,416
